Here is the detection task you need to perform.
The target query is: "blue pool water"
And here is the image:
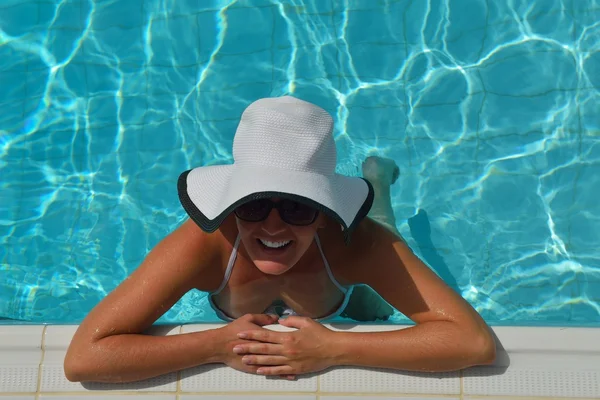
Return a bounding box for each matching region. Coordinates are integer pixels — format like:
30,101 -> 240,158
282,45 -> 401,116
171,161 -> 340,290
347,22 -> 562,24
1,0 -> 599,326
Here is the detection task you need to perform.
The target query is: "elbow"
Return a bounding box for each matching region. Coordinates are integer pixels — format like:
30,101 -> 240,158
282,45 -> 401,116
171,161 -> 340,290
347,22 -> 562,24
482,338 -> 497,365
64,345 -> 96,383
63,356 -> 85,382
468,329 -> 497,366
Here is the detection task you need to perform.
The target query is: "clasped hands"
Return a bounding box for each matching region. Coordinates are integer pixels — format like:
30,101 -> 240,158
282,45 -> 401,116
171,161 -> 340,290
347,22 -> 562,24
219,313 -> 338,379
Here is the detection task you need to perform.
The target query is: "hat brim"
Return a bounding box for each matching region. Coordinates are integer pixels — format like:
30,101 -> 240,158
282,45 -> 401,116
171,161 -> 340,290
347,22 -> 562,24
178,165 -> 374,243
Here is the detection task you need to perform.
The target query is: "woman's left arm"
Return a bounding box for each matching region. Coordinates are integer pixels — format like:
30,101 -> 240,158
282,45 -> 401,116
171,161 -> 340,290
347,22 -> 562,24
233,220 -> 496,375
326,220 -> 496,372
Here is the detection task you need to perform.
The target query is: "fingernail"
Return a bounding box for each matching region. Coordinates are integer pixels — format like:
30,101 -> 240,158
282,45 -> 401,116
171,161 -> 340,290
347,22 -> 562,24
256,368 -> 264,374
233,346 -> 243,353
237,333 -> 247,338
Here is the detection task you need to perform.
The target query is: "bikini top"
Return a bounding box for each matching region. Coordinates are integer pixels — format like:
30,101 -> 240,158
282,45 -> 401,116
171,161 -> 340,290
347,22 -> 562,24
208,234 -> 354,322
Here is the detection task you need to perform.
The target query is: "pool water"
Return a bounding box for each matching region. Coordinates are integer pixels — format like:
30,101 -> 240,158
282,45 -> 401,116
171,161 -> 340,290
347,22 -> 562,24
1,0 -> 599,325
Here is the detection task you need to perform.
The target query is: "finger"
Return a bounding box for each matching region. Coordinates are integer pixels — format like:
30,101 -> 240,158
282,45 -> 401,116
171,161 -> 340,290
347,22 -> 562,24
278,315 -> 313,329
238,329 -> 286,344
242,355 -> 288,366
257,365 -> 295,375
233,342 -> 283,355
243,313 -> 279,326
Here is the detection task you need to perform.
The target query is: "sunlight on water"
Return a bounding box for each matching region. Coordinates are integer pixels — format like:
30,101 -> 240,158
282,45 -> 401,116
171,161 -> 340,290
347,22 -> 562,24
0,0 -> 599,325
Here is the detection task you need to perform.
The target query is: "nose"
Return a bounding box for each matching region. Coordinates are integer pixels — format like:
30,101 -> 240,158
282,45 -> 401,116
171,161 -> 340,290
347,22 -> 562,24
261,208 -> 286,236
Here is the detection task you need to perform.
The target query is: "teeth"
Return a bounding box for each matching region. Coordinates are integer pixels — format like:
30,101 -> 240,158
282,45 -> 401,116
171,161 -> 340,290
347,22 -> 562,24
259,239 -> 291,248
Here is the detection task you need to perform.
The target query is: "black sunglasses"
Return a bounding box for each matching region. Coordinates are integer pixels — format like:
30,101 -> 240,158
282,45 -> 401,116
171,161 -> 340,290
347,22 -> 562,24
234,199 -> 319,226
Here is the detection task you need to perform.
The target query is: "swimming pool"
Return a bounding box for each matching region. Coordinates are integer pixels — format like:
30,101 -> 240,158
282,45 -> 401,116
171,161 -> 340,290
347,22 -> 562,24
0,0 -> 598,326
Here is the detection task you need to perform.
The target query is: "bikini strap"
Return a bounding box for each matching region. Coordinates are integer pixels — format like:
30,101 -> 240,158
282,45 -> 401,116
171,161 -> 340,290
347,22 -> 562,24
211,234 -> 241,295
214,234 -> 346,296
314,234 -> 348,293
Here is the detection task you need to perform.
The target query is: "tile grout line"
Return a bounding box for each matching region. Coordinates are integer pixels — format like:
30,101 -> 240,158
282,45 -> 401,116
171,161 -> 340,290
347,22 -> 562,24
176,324 -> 183,400
459,367 -> 464,400
26,391 -> 178,396
455,397 -> 600,400
316,367 -> 320,395
16,393 -> 599,399
35,325 -> 47,400
167,391 -> 462,397
316,394 -> 463,398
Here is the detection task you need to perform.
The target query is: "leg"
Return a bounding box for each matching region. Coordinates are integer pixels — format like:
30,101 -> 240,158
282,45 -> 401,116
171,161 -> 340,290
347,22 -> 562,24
361,156 -> 400,235
341,284 -> 395,321
340,156 -> 401,322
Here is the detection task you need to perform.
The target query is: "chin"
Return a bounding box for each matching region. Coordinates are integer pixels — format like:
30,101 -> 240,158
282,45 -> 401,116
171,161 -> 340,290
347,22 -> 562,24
253,260 -> 295,275
244,237 -> 302,275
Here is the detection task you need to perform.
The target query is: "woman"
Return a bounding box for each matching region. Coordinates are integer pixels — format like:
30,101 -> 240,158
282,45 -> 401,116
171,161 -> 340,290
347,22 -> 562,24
64,96 -> 496,383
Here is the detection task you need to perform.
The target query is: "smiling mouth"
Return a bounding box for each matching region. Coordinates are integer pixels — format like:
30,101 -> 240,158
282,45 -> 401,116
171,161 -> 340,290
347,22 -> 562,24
257,238 -> 293,251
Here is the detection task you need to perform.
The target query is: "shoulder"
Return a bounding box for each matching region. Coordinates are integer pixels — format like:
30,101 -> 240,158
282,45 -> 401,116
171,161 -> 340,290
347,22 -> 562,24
353,217 -> 403,251
319,217 -> 402,285
169,216 -> 239,292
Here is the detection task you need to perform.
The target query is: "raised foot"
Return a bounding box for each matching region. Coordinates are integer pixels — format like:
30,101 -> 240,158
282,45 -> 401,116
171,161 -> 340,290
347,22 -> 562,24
362,156 -> 400,186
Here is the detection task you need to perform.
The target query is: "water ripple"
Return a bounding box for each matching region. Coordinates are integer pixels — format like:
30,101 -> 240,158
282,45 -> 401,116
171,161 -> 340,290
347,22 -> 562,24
0,0 -> 598,325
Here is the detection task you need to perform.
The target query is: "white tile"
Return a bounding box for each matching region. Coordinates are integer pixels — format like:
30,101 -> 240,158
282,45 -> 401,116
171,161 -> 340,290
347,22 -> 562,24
40,364 -> 179,392
464,398 -> 527,400
464,398 -> 539,400
180,324 -> 317,393
0,325 -> 43,392
40,325 -> 78,364
39,396 -> 176,400
324,324 -> 411,333
320,324 -> 462,394
487,350 -> 600,370
181,324 -> 224,334
23,323 -> 600,398
180,396 -> 315,400
325,397 -> 458,400
463,366 -> 600,398
319,367 -> 460,394
181,323 -> 300,334
0,365 -> 40,394
463,326 -> 600,398
180,363 -> 317,392
40,325 -> 180,392
489,326 -> 600,352
0,397 -> 35,400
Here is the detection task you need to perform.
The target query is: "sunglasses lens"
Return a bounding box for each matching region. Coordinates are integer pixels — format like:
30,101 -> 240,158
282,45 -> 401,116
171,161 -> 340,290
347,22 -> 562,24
234,199 -> 271,221
280,200 -> 318,225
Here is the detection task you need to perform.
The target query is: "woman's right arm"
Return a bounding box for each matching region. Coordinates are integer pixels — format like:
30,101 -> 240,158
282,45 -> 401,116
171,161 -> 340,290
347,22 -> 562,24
64,219 -> 226,383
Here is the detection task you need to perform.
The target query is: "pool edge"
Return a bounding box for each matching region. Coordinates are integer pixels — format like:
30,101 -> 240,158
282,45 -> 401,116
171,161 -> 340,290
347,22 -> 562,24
0,324 -> 598,399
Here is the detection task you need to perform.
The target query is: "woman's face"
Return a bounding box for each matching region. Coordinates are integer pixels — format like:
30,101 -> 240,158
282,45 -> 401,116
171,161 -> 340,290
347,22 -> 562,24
235,199 -> 325,275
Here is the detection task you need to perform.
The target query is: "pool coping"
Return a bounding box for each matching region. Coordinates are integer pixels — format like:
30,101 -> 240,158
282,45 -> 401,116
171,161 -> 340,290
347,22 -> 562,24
0,324 -> 599,399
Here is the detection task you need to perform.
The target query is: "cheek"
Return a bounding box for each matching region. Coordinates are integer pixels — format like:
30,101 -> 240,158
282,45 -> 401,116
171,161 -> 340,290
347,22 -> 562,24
235,218 -> 255,235
235,221 -> 262,248
290,225 -> 319,243
317,214 -> 327,228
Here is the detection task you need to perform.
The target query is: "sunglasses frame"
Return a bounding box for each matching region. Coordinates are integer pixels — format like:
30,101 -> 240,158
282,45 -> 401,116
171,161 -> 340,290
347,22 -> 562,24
234,198 -> 319,226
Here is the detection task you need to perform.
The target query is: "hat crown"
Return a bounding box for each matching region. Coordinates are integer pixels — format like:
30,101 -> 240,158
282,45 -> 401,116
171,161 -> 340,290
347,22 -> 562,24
233,96 -> 337,175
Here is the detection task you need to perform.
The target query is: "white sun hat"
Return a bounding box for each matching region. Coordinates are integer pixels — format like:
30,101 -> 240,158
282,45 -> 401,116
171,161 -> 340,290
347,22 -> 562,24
177,95 -> 374,243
